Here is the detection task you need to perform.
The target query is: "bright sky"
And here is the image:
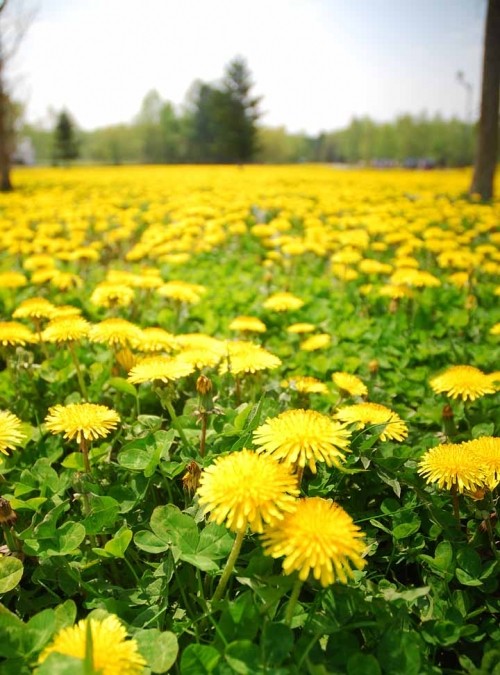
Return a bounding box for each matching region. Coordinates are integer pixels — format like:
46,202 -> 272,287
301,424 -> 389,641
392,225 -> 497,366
11,0 -> 486,134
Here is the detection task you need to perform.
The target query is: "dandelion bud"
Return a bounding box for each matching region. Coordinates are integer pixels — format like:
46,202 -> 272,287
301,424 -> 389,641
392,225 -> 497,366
182,460 -> 201,496
368,359 -> 379,374
465,294 -> 477,310
0,497 -> 17,526
196,375 -> 212,395
442,404 -> 457,439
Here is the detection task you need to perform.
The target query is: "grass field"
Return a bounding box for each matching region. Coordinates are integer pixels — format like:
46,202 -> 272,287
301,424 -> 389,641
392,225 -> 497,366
0,165 -> 499,674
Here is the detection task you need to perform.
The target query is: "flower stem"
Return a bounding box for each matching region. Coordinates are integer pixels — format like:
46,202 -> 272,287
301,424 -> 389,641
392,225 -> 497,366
200,412 -> 207,457
68,342 -> 89,400
451,483 -> 460,523
164,398 -> 194,452
212,529 -> 245,604
80,439 -> 92,475
285,577 -> 303,626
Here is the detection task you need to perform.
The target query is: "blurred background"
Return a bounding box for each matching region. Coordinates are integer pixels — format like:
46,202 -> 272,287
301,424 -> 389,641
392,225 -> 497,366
0,0 -> 491,167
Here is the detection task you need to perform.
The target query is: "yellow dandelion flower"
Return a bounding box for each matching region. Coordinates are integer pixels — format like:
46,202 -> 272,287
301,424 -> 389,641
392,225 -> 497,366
197,449 -> 299,533
430,365 -> 496,401
127,355 -> 195,384
379,284 -> 414,299
281,376 -> 328,395
50,304 -> 83,319
89,318 -> 142,347
157,280 -> 206,304
219,341 -> 281,375
331,264 -> 358,281
332,372 -> 367,397
335,402 -> 408,442
0,271 -> 27,288
261,497 -> 366,587
50,271 -> 84,291
300,333 -> 331,351
286,323 -> 316,334
263,292 -> 304,312
490,323 -> 500,336
0,321 -> 36,346
176,347 -> 222,369
12,297 -> 55,320
448,272 -> 469,288
45,403 -> 120,443
418,442 -> 486,493
42,316 -> 90,343
358,259 -> 392,275
38,614 -> 146,675
0,411 -> 26,455
390,268 -> 441,288
175,333 -> 226,355
229,316 -> 267,333
131,327 -> 177,352
91,282 -> 135,308
253,409 -> 350,473
464,436 -> 500,490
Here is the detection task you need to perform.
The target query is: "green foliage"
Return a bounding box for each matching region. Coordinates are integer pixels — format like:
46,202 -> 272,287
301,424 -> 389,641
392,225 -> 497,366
52,110 -> 79,164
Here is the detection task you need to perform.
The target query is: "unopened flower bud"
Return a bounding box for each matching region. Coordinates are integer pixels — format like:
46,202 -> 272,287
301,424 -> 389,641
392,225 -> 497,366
368,359 -> 379,374
0,497 -> 17,526
196,375 -> 212,395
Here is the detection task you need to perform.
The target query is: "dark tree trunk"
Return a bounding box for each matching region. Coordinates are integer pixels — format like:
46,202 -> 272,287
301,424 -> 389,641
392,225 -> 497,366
0,87 -> 13,192
470,0 -> 500,201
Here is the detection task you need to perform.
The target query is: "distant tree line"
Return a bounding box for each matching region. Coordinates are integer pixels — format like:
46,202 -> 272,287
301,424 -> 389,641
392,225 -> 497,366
19,55 -> 483,168
23,109 -> 478,168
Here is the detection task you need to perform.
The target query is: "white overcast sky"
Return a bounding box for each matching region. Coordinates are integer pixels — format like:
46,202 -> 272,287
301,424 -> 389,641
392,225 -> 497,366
9,0 -> 486,134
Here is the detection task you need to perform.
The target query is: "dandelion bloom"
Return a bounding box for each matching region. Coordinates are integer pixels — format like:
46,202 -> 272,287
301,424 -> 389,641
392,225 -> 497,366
12,297 -> 55,320
131,327 -> 177,352
50,271 -> 84,291
45,403 -> 120,443
490,323 -> 500,336
286,323 -> 316,334
281,376 -> 328,395
176,347 -> 222,369
89,318 -> 142,347
219,341 -> 281,375
263,292 -> 304,312
175,333 -> 226,355
332,372 -> 367,397
197,449 -> 299,533
91,282 -> 135,308
0,321 -> 36,346
335,402 -> 408,442
261,497 -> 366,587
50,304 -> 83,319
418,442 -> 486,493
379,285 -> 414,299
38,614 -> 146,675
430,365 -> 496,401
253,409 -> 350,473
157,280 -> 206,304
127,355 -> 194,384
0,271 -> 27,288
41,317 -> 90,343
0,411 -> 26,455
464,436 -> 500,489
300,334 -> 331,352
229,316 -> 267,333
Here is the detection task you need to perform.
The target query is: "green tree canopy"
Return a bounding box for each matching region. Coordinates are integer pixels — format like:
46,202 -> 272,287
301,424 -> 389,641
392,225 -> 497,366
52,110 -> 79,164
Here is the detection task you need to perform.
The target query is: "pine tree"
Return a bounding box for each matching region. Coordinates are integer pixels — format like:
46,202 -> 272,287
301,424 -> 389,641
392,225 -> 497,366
53,110 -> 79,165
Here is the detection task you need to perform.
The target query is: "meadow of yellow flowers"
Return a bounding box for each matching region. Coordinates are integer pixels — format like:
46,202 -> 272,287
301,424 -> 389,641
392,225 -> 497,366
0,165 -> 498,674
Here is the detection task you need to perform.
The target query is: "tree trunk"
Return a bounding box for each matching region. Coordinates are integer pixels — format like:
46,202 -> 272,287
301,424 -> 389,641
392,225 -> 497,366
0,87 -> 13,192
470,0 -> 500,201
